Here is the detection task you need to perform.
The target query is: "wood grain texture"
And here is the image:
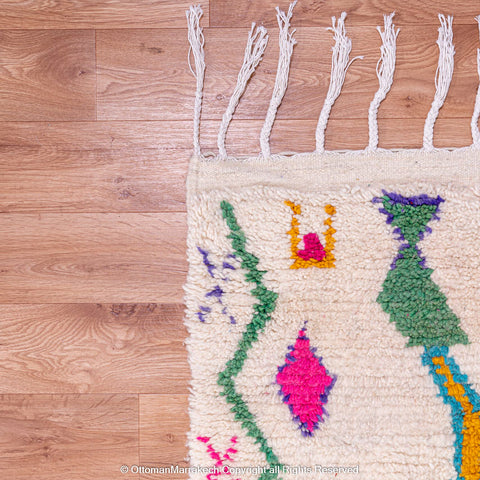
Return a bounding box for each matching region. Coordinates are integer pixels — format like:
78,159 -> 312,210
0,304 -> 187,394
211,0 -> 480,27
95,24 -> 479,123
202,25 -> 478,121
0,30 -> 95,121
0,147 -> 187,213
0,394 -> 139,480
1,1 -> 480,479
0,121 -> 193,149
200,117 -> 475,156
0,213 -> 186,303
0,116 -> 474,214
97,29 -> 193,121
140,394 -> 188,465
0,1 -> 205,29
139,394 -> 188,479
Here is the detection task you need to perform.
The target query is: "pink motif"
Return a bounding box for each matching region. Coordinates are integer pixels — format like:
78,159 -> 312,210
276,327 -> 336,436
197,436 -> 240,480
297,233 -> 326,262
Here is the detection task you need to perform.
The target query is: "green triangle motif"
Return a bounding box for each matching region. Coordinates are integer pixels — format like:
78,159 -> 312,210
374,192 -> 468,348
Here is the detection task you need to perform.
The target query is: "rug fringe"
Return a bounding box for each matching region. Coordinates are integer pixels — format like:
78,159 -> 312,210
186,7 -> 480,157
218,24 -> 269,160
367,13 -> 399,151
472,16 -> 480,147
423,14 -> 455,151
260,1 -> 297,159
315,12 -> 362,153
186,5 -> 205,157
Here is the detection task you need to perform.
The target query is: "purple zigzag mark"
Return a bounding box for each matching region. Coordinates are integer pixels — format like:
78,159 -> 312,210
391,245 -> 427,270
197,306 -> 211,322
196,247 -> 238,324
206,285 -> 224,300
373,190 -> 444,207
373,191 -> 444,270
221,257 -> 237,281
206,285 -> 237,324
416,245 -> 427,268
197,246 -> 215,277
373,190 -> 443,239
222,307 -> 236,324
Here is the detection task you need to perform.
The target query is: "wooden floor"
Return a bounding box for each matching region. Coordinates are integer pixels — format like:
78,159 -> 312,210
1,1 -> 479,478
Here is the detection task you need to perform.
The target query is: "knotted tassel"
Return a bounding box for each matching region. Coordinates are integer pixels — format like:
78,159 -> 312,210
315,12 -> 362,153
260,1 -> 297,159
186,5 -> 205,156
367,13 -> 399,151
217,24 -> 269,160
423,14 -> 455,151
471,15 -> 480,147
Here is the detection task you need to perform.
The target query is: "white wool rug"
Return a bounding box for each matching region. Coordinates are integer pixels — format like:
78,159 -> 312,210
184,5 -> 480,480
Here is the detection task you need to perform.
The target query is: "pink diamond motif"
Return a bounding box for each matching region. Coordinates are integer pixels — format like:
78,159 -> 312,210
276,326 -> 336,436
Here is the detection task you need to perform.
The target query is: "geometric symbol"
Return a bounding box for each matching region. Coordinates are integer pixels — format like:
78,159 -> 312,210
297,233 -> 326,262
375,191 -> 477,480
197,436 -> 240,476
218,200 -> 283,478
277,325 -> 336,436
374,191 -> 468,348
423,347 -> 480,480
285,200 -> 336,269
196,246 -> 238,324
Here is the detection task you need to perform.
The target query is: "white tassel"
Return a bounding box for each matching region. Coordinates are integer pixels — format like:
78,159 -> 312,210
217,24 -> 269,160
423,14 -> 455,151
315,12 -> 362,153
260,1 -> 297,159
367,13 -> 399,151
186,5 -> 205,157
471,15 -> 480,147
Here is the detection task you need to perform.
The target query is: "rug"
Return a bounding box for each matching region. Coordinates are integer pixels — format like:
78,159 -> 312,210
184,4 -> 480,480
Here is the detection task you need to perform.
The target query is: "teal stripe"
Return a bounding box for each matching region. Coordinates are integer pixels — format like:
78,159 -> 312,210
422,346 -> 480,478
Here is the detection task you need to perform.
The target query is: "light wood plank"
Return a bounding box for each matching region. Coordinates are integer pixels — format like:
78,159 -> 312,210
0,304 -> 187,394
0,118 -> 471,153
0,1 -> 207,29
0,5 -> 479,480
211,0 -> 480,27
0,118 -> 472,152
0,394 -> 139,480
96,25 -> 479,122
0,148 -> 187,213
0,117 -> 474,214
201,118 -> 475,155
0,213 -> 186,303
140,394 -> 188,479
0,121 -> 193,149
0,30 -> 95,121
203,25 -> 478,122
97,29 -> 193,121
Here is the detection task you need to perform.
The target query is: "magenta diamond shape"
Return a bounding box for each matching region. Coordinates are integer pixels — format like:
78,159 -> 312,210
276,326 -> 336,436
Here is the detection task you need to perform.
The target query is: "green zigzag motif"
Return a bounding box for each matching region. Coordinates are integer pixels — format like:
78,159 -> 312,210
218,200 -> 283,480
